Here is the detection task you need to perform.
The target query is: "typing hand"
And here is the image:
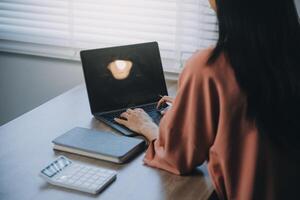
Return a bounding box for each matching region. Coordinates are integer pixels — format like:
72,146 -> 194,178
114,108 -> 158,142
157,96 -> 174,115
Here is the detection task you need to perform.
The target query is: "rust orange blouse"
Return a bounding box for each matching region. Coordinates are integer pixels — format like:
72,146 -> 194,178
143,48 -> 300,199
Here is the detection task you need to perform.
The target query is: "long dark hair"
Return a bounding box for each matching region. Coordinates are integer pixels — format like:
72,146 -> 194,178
208,0 -> 300,148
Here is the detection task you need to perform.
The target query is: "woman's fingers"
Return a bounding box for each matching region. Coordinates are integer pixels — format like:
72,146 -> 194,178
114,117 -> 128,126
157,97 -> 167,108
120,108 -> 144,120
126,108 -> 134,113
114,108 -> 156,136
164,96 -> 174,102
134,108 -> 144,112
157,96 -> 173,108
120,112 -> 129,119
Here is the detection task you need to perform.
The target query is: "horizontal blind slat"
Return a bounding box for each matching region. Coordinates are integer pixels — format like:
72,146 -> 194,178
0,17 -> 68,31
1,0 -> 68,8
0,24 -> 69,39
0,10 -> 69,23
0,2 -> 68,16
0,33 -> 71,47
0,0 -> 218,72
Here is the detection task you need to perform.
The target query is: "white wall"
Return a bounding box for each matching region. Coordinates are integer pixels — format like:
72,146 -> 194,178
0,52 -> 84,126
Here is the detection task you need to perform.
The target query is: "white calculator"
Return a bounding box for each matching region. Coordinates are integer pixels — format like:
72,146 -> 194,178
39,156 -> 117,194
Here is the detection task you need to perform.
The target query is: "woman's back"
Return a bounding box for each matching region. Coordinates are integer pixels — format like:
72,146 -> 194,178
144,48 -> 300,199
204,50 -> 300,199
206,1 -> 300,197
208,0 -> 300,150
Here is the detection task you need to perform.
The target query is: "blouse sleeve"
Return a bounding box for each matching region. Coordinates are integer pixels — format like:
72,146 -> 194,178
143,52 -> 220,175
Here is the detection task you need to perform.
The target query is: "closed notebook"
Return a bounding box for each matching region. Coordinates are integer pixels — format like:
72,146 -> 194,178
52,127 -> 146,163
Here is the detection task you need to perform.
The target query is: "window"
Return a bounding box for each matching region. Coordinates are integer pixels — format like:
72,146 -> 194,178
0,0 -> 217,74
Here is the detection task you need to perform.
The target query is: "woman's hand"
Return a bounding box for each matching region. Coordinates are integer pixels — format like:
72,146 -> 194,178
114,108 -> 158,142
157,96 -> 174,108
157,95 -> 174,115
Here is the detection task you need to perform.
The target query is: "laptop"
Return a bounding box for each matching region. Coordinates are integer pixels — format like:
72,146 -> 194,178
80,42 -> 168,136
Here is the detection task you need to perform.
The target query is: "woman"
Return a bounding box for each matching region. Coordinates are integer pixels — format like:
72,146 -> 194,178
115,0 -> 300,199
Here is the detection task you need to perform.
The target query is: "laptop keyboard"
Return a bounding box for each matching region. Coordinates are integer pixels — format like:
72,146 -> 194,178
101,103 -> 166,125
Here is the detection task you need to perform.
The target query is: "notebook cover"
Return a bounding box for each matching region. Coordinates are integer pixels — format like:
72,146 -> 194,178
52,127 -> 145,159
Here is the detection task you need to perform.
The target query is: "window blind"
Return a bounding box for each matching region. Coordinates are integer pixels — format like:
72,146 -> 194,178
0,0 -> 217,73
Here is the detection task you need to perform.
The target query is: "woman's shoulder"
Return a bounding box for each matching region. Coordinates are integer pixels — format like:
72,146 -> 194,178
182,48 -> 219,76
188,48 -> 215,66
181,47 -> 230,80
180,48 -> 241,97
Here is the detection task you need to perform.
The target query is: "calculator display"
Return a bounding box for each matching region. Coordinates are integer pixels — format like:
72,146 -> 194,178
41,157 -> 71,178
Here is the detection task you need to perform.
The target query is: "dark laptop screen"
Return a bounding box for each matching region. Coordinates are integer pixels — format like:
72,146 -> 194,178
80,42 -> 168,114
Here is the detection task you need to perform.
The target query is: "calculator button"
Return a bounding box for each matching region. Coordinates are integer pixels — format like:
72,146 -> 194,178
70,182 -> 79,186
67,170 -> 77,175
94,173 -> 101,178
62,173 -> 70,177
81,167 -> 88,172
90,168 -> 97,173
66,180 -> 74,184
71,164 -> 81,170
95,179 -> 105,185
96,176 -> 106,180
96,172 -> 105,176
77,172 -> 84,177
95,178 -> 105,183
74,180 -> 83,185
86,181 -> 93,186
66,167 -> 77,172
82,182 -> 91,188
72,174 -> 82,180
56,179 -> 65,183
85,178 -> 93,182
58,175 -> 68,180
97,169 -> 106,173
89,184 -> 99,190
88,170 -> 95,175
85,171 -> 93,176
91,175 -> 97,181
73,181 -> 82,186
83,174 -> 92,178
86,173 -> 94,178
100,174 -> 109,178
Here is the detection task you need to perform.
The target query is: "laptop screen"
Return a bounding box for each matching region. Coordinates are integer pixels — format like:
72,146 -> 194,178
80,42 -> 168,114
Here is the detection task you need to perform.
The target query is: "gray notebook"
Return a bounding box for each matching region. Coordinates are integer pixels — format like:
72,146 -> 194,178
52,127 -> 146,163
